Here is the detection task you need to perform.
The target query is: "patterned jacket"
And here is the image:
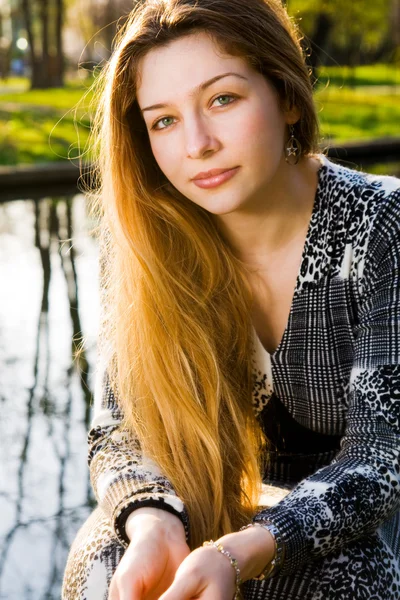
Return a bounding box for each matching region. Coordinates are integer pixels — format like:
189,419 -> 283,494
88,155 -> 400,575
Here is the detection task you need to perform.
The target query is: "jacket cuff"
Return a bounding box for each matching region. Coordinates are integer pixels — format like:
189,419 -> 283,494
253,506 -> 310,575
113,492 -> 190,548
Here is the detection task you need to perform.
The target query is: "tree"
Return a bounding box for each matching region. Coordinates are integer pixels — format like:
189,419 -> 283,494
21,0 -> 65,88
65,0 -> 134,70
0,0 -> 12,80
288,0 -> 394,74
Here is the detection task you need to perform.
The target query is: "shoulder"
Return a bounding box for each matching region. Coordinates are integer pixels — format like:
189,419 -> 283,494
318,155 -> 400,257
319,154 -> 400,217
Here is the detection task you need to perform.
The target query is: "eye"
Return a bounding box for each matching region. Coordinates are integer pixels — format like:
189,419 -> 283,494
151,116 -> 176,131
211,94 -> 237,107
150,95 -> 238,131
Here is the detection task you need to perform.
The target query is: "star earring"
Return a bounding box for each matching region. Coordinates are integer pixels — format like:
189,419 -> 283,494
285,124 -> 301,165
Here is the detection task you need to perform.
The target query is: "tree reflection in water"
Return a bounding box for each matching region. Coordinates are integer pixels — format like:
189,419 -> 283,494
0,195 -> 98,600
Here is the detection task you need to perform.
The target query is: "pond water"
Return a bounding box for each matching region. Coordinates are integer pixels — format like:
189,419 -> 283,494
0,195 -> 98,600
0,159 -> 399,599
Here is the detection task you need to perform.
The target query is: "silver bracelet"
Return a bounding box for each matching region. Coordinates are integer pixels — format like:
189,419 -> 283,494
239,520 -> 285,580
202,540 -> 242,599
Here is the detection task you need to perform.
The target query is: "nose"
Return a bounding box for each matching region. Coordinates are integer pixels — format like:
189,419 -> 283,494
184,114 -> 220,159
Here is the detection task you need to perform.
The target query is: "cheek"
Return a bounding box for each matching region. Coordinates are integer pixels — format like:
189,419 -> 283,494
228,102 -> 285,148
149,136 -> 180,178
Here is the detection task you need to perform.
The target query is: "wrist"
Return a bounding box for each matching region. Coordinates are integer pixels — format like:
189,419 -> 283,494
125,507 -> 186,543
215,526 -> 276,582
247,520 -> 285,579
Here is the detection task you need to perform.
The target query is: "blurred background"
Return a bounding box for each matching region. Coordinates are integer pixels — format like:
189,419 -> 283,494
0,0 -> 399,598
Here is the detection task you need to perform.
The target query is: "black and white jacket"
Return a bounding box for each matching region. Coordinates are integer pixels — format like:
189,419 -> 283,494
87,155 -> 400,580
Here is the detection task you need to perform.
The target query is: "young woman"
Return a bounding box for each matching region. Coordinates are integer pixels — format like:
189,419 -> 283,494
62,0 -> 400,598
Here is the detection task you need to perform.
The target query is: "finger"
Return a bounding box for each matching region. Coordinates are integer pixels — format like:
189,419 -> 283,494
108,576 -> 119,600
159,573 -> 205,600
108,574 -> 143,600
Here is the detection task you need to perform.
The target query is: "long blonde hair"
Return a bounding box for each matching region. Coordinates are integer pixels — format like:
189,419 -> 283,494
90,0 -> 319,549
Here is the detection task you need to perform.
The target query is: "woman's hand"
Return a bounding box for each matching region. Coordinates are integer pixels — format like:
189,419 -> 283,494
108,507 -> 190,600
158,544 -> 237,600
159,526 -> 276,600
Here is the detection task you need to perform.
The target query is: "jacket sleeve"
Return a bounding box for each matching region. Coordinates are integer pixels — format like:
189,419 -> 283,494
88,239 -> 190,549
253,185 -> 400,575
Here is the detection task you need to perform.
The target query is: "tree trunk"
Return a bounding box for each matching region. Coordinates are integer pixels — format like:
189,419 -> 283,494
54,0 -> 64,86
307,12 -> 334,84
21,0 -> 65,89
21,0 -> 42,88
40,0 -> 50,86
0,14 -> 12,80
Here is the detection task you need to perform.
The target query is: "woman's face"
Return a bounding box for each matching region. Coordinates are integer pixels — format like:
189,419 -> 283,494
136,31 -> 298,216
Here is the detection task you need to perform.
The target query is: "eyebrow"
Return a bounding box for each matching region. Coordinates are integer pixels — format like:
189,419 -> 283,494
140,72 -> 248,113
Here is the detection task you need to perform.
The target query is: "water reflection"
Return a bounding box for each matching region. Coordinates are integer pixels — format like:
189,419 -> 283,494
0,195 -> 98,600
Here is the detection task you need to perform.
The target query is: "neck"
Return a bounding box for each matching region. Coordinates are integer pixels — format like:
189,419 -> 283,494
213,155 -> 323,268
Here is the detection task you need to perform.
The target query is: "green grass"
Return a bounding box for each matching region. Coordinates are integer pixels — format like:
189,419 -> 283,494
0,81 -> 93,165
367,162 -> 400,177
0,76 -> 30,89
0,107 -> 91,165
1,87 -> 93,110
315,86 -> 400,144
0,80 -> 94,109
0,66 -> 399,165
317,63 -> 400,88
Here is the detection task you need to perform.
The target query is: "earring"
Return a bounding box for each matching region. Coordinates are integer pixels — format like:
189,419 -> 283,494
285,125 -> 301,165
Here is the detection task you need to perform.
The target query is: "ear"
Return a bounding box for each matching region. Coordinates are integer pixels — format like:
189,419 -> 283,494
284,105 -> 301,126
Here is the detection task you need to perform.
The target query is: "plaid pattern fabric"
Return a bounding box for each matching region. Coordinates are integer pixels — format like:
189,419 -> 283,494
87,155 -> 400,595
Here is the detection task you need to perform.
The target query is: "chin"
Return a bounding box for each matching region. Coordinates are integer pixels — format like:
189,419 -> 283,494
213,205 -> 242,216
185,190 -> 246,215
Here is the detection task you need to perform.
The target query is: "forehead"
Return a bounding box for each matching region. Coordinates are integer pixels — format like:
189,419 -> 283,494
136,31 -> 250,106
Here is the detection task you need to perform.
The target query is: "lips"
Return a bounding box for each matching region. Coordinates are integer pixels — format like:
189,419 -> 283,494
191,166 -> 240,189
192,167 -> 237,181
